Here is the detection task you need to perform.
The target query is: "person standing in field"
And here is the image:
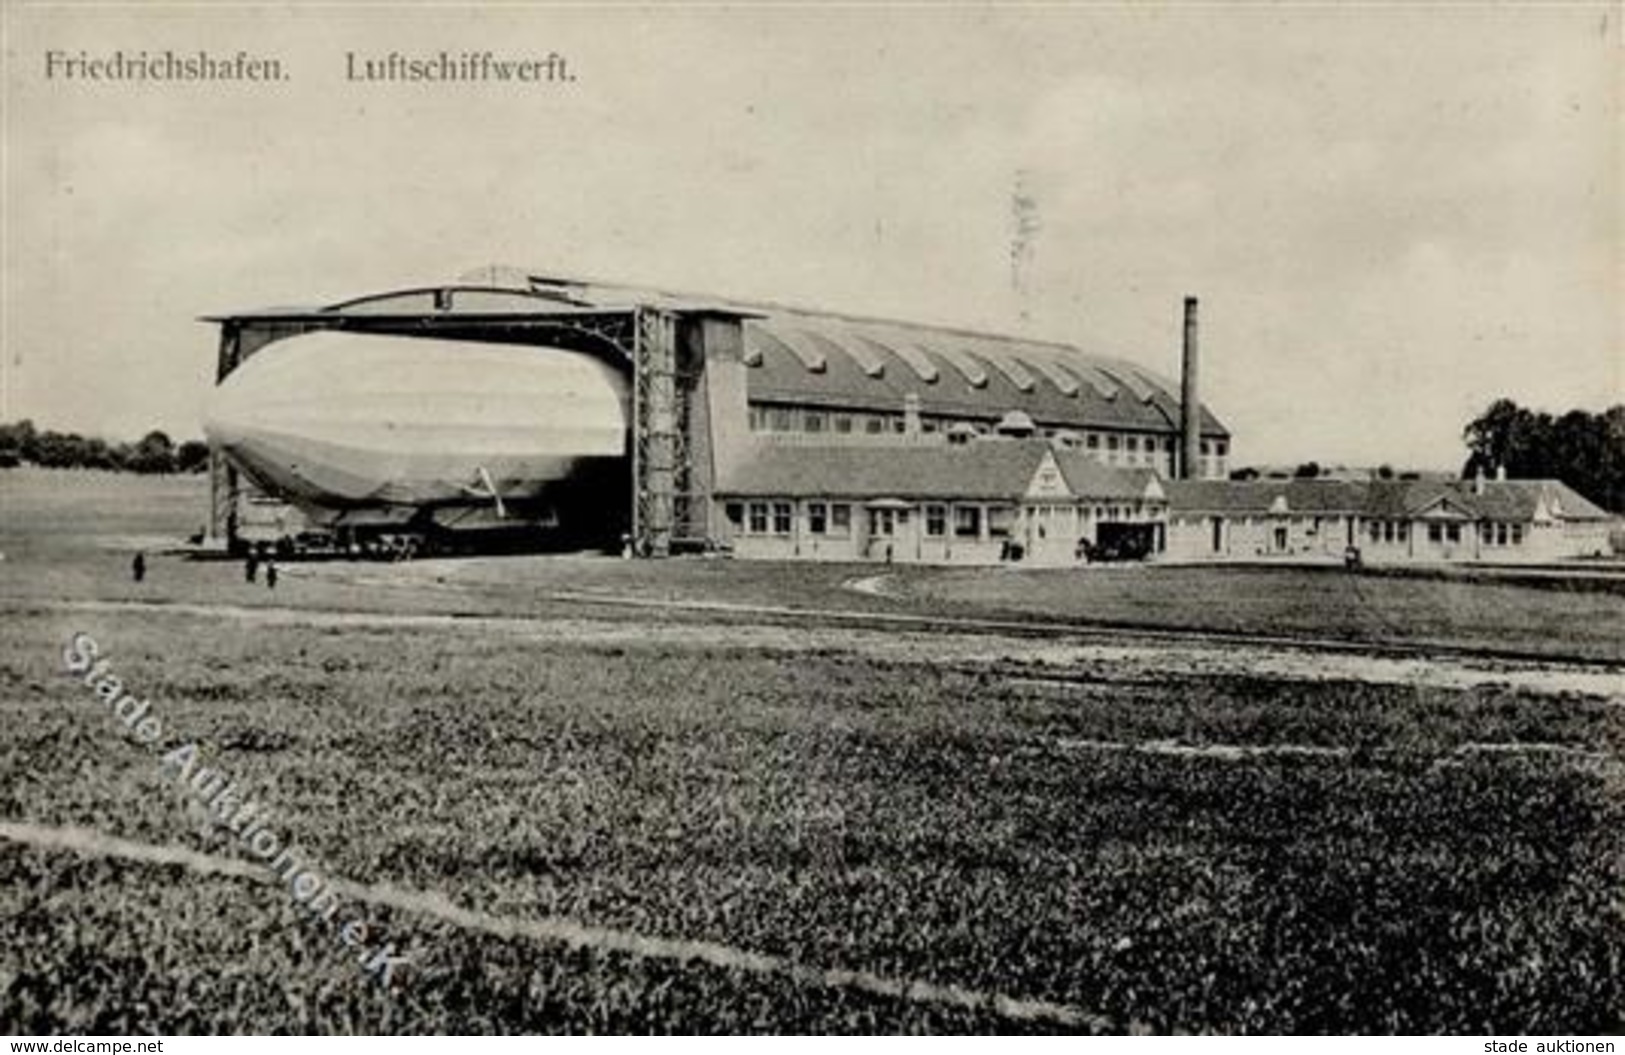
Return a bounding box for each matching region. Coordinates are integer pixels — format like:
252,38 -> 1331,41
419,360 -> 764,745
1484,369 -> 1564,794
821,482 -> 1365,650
131,552 -> 146,583
266,561 -> 278,590
245,553 -> 258,583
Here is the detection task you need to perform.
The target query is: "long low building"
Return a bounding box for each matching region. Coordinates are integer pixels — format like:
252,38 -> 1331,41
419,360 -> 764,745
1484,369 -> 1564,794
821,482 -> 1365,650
1164,476 -> 1616,564
716,435 -> 1167,564
713,435 -> 1616,566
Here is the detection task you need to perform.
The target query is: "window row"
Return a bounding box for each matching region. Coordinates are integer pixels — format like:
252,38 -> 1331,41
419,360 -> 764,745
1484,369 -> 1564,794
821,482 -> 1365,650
1367,520 -> 1412,544
725,500 -> 1018,539
1425,522 -> 1464,544
747,406 -> 907,436
727,501 -> 854,537
745,403 -> 1229,459
1367,519 -> 1528,546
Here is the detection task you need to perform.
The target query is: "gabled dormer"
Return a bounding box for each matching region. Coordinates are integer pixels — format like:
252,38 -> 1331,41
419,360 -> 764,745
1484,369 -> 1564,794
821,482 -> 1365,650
1411,494 -> 1478,521
1025,449 -> 1074,501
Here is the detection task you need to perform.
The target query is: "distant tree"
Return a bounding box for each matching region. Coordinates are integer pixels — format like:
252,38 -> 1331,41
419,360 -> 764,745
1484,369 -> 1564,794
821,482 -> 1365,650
1375,464 -> 1395,480
126,430 -> 176,474
0,419 -> 36,462
1293,461 -> 1322,479
0,420 -> 206,474
84,437 -> 120,471
1228,467 -> 1260,481
31,430 -> 81,468
175,440 -> 211,473
1463,399 -> 1624,512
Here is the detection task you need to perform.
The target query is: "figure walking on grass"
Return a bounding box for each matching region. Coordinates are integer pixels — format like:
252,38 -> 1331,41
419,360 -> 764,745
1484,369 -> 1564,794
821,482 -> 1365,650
265,561 -> 278,590
245,552 -> 258,584
131,551 -> 146,583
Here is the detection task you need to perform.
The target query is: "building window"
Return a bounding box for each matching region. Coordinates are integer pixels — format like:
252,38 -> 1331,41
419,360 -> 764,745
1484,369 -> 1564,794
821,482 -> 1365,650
922,418 -> 940,434
804,411 -> 826,433
1086,434 -> 1099,450
1106,435 -> 1120,451
834,414 -> 853,434
954,506 -> 981,538
1125,436 -> 1139,453
1495,523 -> 1508,546
725,502 -> 744,528
1201,440 -> 1212,456
770,406 -> 795,432
748,406 -> 768,432
1427,523 -> 1442,543
987,506 -> 1014,538
808,502 -> 828,535
1511,524 -> 1524,545
926,504 -> 947,537
772,502 -> 793,535
865,415 -> 886,434
830,504 -> 852,536
1445,523 -> 1461,544
1369,522 -> 1381,543
891,417 -> 906,434
1216,440 -> 1228,457
1398,523 -> 1409,542
748,502 -> 769,534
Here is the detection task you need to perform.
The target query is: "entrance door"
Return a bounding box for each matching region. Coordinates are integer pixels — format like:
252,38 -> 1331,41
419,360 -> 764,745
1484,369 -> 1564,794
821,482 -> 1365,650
867,508 -> 898,562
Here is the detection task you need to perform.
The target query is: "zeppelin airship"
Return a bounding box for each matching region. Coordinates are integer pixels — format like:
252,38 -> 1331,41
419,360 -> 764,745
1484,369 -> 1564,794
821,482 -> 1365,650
203,331 -> 630,537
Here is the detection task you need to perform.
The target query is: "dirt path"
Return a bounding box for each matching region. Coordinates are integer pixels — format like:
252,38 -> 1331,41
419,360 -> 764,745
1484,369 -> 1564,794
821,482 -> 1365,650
0,818 -> 1106,1030
15,596 -> 1623,701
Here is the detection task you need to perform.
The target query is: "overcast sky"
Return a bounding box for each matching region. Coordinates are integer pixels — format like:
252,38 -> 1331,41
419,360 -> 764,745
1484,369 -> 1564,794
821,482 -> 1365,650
3,2 -> 1619,469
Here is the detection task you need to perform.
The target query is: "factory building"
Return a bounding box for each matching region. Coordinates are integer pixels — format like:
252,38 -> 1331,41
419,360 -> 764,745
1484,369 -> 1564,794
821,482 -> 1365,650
203,272 -> 1226,558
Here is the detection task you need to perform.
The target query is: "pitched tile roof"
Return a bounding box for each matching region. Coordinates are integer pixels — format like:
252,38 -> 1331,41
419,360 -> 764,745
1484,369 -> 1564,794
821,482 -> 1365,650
1049,450 -> 1164,500
1166,477 -> 1615,522
1162,479 -> 1369,515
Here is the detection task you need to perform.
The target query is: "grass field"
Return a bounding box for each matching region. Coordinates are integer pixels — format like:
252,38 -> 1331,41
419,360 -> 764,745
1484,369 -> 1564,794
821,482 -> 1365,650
1,468 -> 1622,1034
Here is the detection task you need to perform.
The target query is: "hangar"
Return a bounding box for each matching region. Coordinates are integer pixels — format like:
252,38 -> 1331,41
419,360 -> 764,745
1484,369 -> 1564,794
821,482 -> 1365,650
204,271 -> 1228,561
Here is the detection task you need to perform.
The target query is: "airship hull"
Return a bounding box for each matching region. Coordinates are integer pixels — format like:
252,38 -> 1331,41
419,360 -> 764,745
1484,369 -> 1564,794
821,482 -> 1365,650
204,331 -> 630,526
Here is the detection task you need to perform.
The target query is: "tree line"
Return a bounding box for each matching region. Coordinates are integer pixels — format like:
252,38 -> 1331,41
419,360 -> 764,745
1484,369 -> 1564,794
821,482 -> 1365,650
1462,400 -> 1625,513
0,420 -> 210,474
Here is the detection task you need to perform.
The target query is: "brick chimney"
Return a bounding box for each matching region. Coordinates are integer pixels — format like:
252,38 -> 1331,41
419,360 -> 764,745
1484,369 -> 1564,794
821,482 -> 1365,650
1180,296 -> 1201,479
